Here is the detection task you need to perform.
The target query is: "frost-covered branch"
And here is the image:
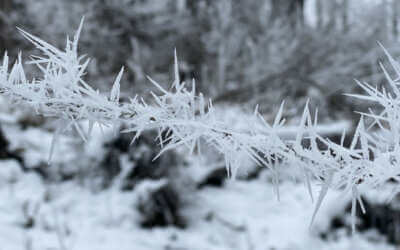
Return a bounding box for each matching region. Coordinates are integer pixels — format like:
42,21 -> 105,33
2,20 -> 400,232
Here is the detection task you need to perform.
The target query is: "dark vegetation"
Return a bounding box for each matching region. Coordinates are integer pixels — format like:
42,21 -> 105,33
324,198 -> 400,245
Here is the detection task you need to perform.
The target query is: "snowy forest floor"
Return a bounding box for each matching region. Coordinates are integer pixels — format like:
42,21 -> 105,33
0,160 -> 395,250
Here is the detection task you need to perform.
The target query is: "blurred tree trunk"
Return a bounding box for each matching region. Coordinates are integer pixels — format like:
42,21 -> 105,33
341,0 -> 349,33
216,0 -> 231,93
327,0 -> 338,30
0,0 -> 12,11
316,0 -> 323,29
176,0 -> 186,13
381,0 -> 389,40
296,0 -> 305,26
393,0 -> 398,38
270,0 -> 305,27
0,0 -> 12,51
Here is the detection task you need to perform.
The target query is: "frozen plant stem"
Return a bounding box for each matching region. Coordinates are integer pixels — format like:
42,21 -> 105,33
1,19 -> 400,232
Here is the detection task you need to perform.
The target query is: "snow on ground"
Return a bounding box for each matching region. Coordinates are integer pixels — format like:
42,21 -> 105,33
0,157 -> 395,250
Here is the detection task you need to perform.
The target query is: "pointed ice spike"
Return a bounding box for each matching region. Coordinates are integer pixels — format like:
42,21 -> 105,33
111,67 -> 123,102
2,51 -> 8,71
72,120 -> 87,142
273,101 -> 285,128
65,35 -> 71,52
191,78 -> 196,95
129,130 -> 142,146
152,134 -> 196,162
305,170 -> 314,202
310,172 -> 333,227
350,119 -> 362,150
357,117 -> 369,160
225,156 -> 231,179
48,131 -> 60,165
78,58 -> 91,80
296,101 -> 310,147
73,17 -> 85,54
147,76 -> 169,94
254,104 -> 259,116
380,62 -> 400,97
357,192 -> 366,214
191,78 -> 196,116
340,129 -> 346,146
156,128 -> 165,148
314,108 -> 318,126
307,109 -> 318,152
346,80 -> 381,102
173,49 -> 180,88
48,120 -> 68,164
189,139 -> 197,155
379,42 -> 400,78
199,93 -> 205,116
351,187 -> 357,234
17,52 -> 26,83
17,28 -> 64,57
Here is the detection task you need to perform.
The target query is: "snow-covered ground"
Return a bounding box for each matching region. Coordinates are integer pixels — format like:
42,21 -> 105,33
0,157 -> 395,250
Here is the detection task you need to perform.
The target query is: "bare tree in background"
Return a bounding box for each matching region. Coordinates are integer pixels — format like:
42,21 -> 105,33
270,0 -> 305,27
176,0 -> 187,13
342,0 -> 349,33
393,0 -> 398,38
0,0 -> 12,51
316,0 -> 323,29
327,0 -> 339,30
0,0 -> 12,11
381,0 -> 389,40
